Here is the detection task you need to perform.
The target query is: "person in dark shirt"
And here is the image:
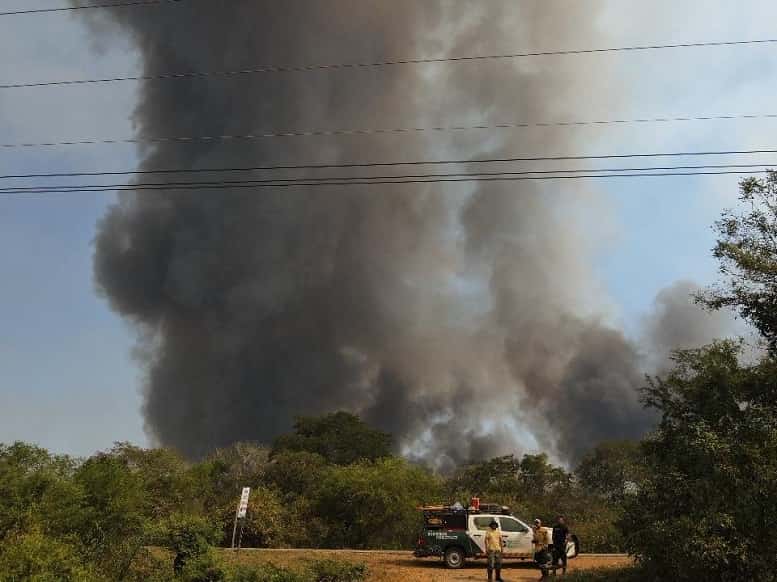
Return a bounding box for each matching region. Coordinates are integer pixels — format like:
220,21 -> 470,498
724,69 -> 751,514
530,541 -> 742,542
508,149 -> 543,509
552,515 -> 570,574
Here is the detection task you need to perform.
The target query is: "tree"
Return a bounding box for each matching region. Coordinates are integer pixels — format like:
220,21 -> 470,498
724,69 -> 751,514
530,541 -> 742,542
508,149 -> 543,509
0,529 -> 103,582
699,171 -> 777,352
215,486 -> 286,548
575,440 -> 647,501
262,450 -> 328,499
621,342 -> 777,581
109,443 -> 195,519
0,442 -> 79,540
156,513 -> 221,575
72,453 -> 151,579
312,457 -> 441,548
271,412 -> 392,465
447,455 -> 522,497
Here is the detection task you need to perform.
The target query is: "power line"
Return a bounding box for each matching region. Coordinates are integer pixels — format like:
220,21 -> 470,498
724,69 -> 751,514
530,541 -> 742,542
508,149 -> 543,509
3,37 -> 777,87
4,148 -> 777,180
5,113 -> 777,149
0,0 -> 179,17
2,163 -> 774,190
2,168 -> 773,195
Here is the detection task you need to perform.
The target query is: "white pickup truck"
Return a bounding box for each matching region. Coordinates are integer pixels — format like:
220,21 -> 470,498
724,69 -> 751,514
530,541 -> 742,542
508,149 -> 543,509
415,507 -> 579,569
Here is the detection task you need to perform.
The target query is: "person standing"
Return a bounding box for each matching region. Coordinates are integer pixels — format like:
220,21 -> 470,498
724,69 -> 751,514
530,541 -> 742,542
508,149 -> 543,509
552,515 -> 570,575
485,520 -> 504,582
532,518 -> 551,580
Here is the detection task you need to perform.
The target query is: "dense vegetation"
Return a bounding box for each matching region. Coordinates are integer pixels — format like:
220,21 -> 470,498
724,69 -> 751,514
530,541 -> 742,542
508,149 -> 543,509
0,411 -> 637,580
5,175 -> 777,580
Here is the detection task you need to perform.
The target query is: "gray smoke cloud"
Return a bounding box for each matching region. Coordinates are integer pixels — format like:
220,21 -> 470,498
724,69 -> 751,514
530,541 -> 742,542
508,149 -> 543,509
77,1 -> 735,466
643,280 -> 738,369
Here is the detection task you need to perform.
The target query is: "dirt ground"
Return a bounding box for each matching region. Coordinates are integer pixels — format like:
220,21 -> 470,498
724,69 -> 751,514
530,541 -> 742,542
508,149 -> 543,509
221,549 -> 632,582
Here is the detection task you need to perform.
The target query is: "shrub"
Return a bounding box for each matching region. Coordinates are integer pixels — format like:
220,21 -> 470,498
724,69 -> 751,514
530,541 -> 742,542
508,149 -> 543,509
309,559 -> 367,582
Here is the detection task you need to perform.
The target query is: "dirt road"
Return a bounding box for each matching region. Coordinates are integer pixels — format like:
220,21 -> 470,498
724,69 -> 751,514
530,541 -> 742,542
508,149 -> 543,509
223,549 -> 631,581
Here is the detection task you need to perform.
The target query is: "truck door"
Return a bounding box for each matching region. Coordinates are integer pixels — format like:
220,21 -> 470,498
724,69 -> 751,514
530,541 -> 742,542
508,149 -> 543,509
497,516 -> 534,556
467,516 -> 494,555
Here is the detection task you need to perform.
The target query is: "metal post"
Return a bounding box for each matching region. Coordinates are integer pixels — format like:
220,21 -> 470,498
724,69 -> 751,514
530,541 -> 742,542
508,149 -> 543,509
231,505 -> 240,550
237,518 -> 245,552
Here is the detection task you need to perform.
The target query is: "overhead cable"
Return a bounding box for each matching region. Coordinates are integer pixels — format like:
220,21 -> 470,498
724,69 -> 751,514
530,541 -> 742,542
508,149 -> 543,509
4,148 -> 777,180
0,0 -> 180,17
2,37 -> 777,86
2,168 -> 773,195
5,113 -> 777,149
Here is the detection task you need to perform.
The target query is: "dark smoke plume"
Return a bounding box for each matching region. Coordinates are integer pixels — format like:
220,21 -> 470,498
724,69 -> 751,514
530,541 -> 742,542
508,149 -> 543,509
78,1 -> 735,465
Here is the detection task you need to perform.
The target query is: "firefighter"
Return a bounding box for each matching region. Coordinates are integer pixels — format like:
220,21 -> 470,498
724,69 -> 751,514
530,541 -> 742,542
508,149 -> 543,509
532,518 -> 551,580
485,519 -> 504,582
552,515 -> 570,574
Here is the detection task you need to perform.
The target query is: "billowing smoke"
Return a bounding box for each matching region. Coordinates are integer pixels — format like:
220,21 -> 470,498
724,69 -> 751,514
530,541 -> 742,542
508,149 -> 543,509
77,1 -> 735,466
643,280 -> 738,369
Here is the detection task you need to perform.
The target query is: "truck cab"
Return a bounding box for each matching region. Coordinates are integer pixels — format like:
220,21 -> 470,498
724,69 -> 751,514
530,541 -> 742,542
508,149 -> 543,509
468,514 -> 536,557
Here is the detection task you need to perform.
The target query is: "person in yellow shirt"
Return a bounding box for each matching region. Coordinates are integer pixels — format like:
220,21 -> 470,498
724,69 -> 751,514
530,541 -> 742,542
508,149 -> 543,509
485,520 -> 504,582
532,518 -> 552,580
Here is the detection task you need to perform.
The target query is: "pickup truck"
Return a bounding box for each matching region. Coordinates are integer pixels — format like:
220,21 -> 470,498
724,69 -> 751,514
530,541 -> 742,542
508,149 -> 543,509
414,507 -> 579,569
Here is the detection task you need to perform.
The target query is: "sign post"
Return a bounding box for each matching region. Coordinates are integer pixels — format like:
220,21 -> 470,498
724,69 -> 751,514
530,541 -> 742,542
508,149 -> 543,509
231,487 -> 251,550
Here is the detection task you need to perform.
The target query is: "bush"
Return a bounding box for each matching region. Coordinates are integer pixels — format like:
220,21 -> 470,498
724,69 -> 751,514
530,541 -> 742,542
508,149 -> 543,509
565,567 -> 648,582
0,529 -> 103,582
216,485 -> 286,548
157,512 -> 222,574
309,559 -> 367,582
227,564 -> 306,582
313,457 -> 441,548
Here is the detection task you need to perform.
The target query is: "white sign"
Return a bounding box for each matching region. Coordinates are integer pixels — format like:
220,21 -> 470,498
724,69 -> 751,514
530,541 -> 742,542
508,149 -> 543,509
237,487 -> 251,519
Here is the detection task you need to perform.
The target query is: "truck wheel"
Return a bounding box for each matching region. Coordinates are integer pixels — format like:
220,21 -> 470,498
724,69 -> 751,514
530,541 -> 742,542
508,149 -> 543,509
444,547 -> 465,569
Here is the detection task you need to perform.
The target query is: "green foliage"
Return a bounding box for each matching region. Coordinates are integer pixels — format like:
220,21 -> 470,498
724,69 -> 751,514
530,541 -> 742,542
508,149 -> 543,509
564,567 -> 648,582
0,442 -> 78,539
448,453 -> 571,500
313,457 -> 441,548
216,486 -> 286,548
699,171 -> 777,353
222,559 -> 366,582
156,512 -> 221,575
622,342 -> 777,581
0,529 -> 102,582
227,563 -> 306,582
263,451 -> 328,499
271,412 -> 392,465
72,452 -> 151,577
309,559 -> 367,582
576,441 -> 646,501
109,442 -> 195,518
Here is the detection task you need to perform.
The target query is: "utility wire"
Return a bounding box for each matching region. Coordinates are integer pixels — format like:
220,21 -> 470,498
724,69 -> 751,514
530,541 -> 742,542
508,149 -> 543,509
5,113 -> 777,149
0,0 -> 180,17
2,37 -> 777,85
2,163 -> 775,190
4,149 -> 777,180
2,168 -> 773,195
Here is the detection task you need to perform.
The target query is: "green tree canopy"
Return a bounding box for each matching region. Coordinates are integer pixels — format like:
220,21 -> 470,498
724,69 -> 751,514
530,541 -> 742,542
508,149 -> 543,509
313,457 -> 441,548
622,342 -> 777,581
271,412 -> 392,465
575,440 -> 647,501
699,171 -> 777,352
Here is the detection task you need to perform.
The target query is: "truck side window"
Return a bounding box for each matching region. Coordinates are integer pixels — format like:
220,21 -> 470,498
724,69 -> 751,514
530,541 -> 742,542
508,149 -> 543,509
473,517 -> 493,531
499,518 -> 528,533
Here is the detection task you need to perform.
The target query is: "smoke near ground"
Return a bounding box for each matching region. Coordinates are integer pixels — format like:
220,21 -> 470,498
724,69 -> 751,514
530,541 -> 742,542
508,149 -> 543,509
77,1 -> 735,466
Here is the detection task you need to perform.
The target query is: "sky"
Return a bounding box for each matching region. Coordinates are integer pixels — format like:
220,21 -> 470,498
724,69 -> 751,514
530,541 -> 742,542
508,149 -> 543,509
1,0 -> 776,457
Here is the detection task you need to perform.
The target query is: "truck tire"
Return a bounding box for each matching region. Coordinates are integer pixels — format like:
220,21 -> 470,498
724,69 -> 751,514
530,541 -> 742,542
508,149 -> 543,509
444,546 -> 465,569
